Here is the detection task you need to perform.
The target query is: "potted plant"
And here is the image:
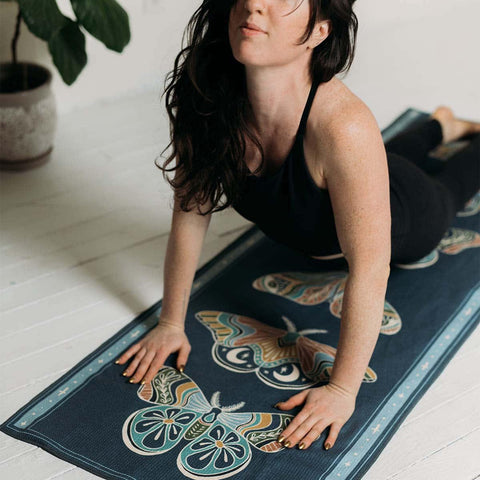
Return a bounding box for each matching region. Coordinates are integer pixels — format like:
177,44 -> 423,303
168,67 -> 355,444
0,0 -> 130,171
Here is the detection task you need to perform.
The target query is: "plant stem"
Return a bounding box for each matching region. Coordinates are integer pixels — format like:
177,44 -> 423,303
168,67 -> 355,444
12,6 -> 21,64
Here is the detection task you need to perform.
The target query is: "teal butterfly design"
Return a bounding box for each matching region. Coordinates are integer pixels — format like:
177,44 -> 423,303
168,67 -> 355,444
251,270 -> 402,335
194,310 -> 377,389
122,366 -> 293,479
394,227 -> 480,269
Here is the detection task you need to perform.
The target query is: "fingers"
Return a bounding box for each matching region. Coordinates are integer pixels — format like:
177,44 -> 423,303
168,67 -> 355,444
276,390 -> 309,410
115,342 -> 144,365
323,421 -> 343,450
278,411 -> 318,448
115,326 -> 192,384
279,416 -> 334,450
121,347 -> 147,378
139,343 -> 191,382
277,395 -> 345,450
126,349 -> 156,383
136,351 -> 166,384
117,343 -> 191,384
176,342 -> 191,373
300,429 -> 324,450
297,421 -> 331,450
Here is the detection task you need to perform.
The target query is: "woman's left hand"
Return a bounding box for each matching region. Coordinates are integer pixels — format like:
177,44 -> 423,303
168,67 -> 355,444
275,383 -> 356,450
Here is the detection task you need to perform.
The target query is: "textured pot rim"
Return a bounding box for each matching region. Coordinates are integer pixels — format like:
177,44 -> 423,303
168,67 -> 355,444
0,61 -> 53,105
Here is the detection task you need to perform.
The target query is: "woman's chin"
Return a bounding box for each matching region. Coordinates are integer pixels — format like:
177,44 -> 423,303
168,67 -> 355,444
231,48 -> 267,67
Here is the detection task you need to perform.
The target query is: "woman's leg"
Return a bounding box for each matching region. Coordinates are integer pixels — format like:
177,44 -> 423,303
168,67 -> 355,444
388,151 -> 457,264
388,130 -> 479,264
385,109 -> 480,264
430,133 -> 480,211
385,118 -> 445,174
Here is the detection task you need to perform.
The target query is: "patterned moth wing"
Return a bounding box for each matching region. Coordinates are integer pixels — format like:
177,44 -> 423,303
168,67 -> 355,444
195,311 -> 377,388
296,335 -> 377,383
394,250 -> 440,270
394,227 -> 480,270
456,189 -> 480,217
123,367 -> 212,455
251,270 -> 402,335
178,410 -> 292,479
222,410 -> 292,453
329,278 -> 402,335
436,227 -> 480,255
195,310 -> 301,389
252,271 -> 348,305
122,366 -> 292,479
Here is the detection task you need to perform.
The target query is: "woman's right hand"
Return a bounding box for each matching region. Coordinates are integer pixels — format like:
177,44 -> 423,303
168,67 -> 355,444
114,317 -> 191,384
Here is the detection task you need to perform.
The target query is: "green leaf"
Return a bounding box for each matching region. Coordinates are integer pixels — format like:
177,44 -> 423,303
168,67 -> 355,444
70,0 -> 130,53
48,17 -> 87,85
17,0 -> 67,41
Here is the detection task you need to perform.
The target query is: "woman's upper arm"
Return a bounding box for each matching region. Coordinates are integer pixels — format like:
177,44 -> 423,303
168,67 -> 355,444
171,163 -> 213,230
320,105 -> 391,274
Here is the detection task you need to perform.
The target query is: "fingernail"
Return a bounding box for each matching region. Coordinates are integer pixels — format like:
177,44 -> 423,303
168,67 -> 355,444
140,380 -> 146,385
129,379 -> 135,383
284,440 -> 291,448
325,443 -> 331,450
114,360 -> 120,364
298,442 -> 305,450
278,435 -> 285,443
122,372 -> 128,377
178,364 -> 185,373
273,402 -> 280,409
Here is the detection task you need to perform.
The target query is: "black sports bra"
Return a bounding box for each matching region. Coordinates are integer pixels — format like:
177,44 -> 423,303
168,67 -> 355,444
231,79 -> 343,257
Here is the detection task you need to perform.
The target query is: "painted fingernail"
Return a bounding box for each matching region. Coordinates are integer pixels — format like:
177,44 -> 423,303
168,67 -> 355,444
298,442 -> 305,450
122,372 -> 128,376
284,440 -> 291,448
115,360 -> 120,364
129,378 -> 135,383
273,403 -> 280,409
325,443 -> 331,450
178,364 -> 185,373
140,380 -> 146,385
278,435 -> 285,443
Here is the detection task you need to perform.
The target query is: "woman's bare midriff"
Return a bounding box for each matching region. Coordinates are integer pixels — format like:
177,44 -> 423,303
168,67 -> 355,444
310,252 -> 345,260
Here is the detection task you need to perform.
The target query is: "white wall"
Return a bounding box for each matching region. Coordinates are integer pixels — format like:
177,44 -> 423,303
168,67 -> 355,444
1,0 -> 479,127
0,0 -> 198,114
349,0 -> 480,127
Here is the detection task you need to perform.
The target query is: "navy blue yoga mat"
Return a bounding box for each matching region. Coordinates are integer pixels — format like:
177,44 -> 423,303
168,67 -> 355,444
1,109 -> 480,480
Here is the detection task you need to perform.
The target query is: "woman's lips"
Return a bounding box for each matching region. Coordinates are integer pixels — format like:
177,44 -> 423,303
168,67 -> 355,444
240,26 -> 266,36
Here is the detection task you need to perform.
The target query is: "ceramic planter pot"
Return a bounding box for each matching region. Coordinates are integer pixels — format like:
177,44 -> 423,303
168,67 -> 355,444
0,61 -> 57,171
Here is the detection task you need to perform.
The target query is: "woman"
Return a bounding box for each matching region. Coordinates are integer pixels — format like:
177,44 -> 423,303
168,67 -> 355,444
115,0 -> 480,453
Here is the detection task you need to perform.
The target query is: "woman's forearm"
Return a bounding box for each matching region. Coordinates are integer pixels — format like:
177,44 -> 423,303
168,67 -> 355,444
328,269 -> 390,397
159,194 -> 212,327
160,226 -> 208,326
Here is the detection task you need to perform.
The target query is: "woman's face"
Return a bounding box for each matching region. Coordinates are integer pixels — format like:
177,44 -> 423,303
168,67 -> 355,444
228,0 -> 320,68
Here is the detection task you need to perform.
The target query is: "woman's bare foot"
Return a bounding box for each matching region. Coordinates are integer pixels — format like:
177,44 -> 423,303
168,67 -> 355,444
430,106 -> 480,144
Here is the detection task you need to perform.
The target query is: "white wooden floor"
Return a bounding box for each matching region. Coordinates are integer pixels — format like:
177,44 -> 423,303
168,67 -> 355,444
0,90 -> 479,480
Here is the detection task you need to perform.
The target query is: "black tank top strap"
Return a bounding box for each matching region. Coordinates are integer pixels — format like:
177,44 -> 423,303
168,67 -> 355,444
297,78 -> 320,136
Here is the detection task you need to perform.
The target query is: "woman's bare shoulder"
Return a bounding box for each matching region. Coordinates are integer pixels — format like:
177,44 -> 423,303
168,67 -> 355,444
310,79 -> 380,155
304,79 -> 382,189
312,79 -> 376,137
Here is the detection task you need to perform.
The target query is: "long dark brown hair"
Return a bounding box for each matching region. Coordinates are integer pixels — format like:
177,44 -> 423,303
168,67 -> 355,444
155,0 -> 358,215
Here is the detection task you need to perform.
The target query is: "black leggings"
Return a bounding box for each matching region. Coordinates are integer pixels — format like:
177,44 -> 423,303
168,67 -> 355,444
385,118 -> 480,264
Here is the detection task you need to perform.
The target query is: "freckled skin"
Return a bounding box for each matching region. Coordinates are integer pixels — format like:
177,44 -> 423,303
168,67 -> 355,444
227,0 -> 331,136
227,1 -> 358,451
